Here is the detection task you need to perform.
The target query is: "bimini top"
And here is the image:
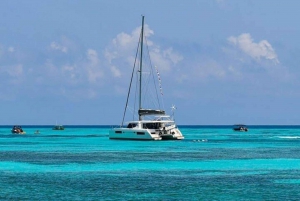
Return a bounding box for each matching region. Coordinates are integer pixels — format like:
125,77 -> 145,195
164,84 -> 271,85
138,109 -> 165,116
127,115 -> 174,124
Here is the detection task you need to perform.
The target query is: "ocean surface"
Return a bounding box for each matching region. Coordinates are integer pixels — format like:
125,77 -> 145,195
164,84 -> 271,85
0,125 -> 300,200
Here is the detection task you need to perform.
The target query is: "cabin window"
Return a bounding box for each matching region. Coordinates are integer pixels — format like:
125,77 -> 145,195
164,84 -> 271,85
143,123 -> 160,129
127,123 -> 137,128
115,131 -> 122,134
136,132 -> 145,135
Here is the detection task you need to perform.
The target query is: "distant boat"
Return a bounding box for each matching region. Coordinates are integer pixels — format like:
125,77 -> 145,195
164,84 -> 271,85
233,124 -> 248,132
109,16 -> 184,141
52,125 -> 64,130
12,125 -> 26,134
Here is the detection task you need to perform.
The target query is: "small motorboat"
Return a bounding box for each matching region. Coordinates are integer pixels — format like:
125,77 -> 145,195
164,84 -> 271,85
12,125 -> 26,134
233,124 -> 248,132
52,125 -> 64,130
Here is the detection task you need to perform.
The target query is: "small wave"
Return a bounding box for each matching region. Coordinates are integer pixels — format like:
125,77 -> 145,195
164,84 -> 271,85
193,139 -> 208,142
276,136 -> 300,139
184,139 -> 208,142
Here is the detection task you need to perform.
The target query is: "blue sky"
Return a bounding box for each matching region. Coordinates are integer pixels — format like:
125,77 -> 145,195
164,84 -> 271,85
0,0 -> 300,125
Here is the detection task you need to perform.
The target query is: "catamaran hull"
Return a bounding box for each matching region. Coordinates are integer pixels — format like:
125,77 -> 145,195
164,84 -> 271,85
109,127 -> 184,141
109,128 -> 162,140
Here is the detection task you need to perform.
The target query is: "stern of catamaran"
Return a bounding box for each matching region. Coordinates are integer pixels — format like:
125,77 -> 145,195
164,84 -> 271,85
140,116 -> 184,140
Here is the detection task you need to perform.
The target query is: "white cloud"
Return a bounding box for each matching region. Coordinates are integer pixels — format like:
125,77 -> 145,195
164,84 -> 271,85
195,60 -> 226,79
62,64 -> 77,83
150,48 -> 173,72
4,64 -> 23,77
0,45 -> 15,57
113,32 -> 134,48
8,47 -> 15,52
42,48 -> 104,88
87,49 -> 99,66
111,65 -> 121,77
227,65 -> 243,78
107,24 -> 155,66
86,49 -> 103,83
163,48 -> 183,65
106,24 -> 183,75
50,42 -> 68,53
0,64 -> 24,85
44,59 -> 59,76
228,33 -> 279,64
112,25 -> 154,48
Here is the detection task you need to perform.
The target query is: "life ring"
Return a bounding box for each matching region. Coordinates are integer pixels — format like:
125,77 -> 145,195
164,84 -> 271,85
159,132 -> 162,135
171,132 -> 175,135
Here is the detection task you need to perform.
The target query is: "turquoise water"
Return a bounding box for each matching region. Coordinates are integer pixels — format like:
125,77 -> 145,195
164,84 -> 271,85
0,125 -> 300,200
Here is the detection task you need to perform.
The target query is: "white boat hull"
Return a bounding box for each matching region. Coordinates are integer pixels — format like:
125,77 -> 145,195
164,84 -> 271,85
109,126 -> 184,141
160,128 -> 184,140
109,128 -> 162,140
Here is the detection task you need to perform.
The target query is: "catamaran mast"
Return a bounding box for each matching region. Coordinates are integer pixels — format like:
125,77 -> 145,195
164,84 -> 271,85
139,15 -> 144,121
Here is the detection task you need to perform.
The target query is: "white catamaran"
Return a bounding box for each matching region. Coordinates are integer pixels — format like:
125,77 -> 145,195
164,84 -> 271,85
109,16 -> 184,141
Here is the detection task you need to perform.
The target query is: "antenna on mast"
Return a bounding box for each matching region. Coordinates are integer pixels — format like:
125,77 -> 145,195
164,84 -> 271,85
171,104 -> 177,121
